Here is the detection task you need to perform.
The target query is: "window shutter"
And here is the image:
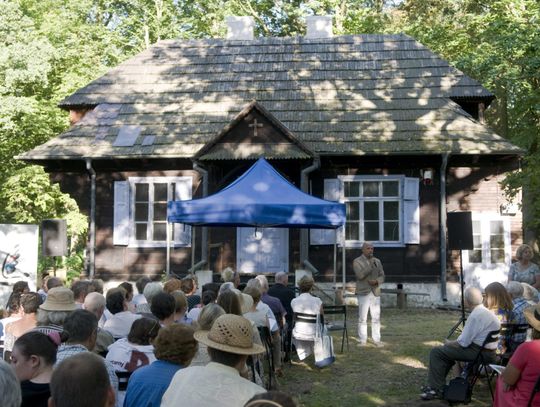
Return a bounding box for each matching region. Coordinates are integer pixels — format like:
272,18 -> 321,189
113,181 -> 130,246
173,178 -> 192,246
403,177 -> 420,244
310,179 -> 340,245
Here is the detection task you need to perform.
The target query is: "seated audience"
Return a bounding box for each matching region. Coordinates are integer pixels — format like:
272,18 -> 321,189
243,286 -> 270,329
420,286 -> 500,400
106,317 -> 159,372
11,331 -> 60,407
190,303 -> 226,366
132,277 -> 151,307
222,267 -> 241,288
4,292 -> 41,357
508,244 -> 540,289
181,275 -> 201,310
35,287 -> 77,335
55,310 -> 119,400
5,281 -> 29,312
494,302 -> 540,406
291,275 -> 323,360
46,277 -> 63,291
0,359 -> 21,407
103,287 -> 141,339
1,292 -> 23,342
136,282 -> 163,314
150,291 -> 176,327
50,352 -> 115,407
506,281 -> 531,351
71,280 -> 93,308
171,290 -> 192,325
118,282 -> 135,312
187,289 -> 217,322
521,282 -> 539,305
161,314 -> 265,406
124,324 -> 198,407
484,281 -> 514,355
83,292 -> 114,356
244,391 -> 298,407
163,277 -> 182,294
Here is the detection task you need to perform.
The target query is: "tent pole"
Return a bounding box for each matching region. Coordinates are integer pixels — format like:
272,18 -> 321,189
333,229 -> 337,305
342,226 -> 346,288
166,221 -> 171,276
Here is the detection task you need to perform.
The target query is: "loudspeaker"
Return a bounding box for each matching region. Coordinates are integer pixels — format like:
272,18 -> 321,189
42,219 -> 68,257
447,212 -> 473,250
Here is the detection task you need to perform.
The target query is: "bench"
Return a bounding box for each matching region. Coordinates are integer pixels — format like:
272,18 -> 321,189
381,288 -> 430,309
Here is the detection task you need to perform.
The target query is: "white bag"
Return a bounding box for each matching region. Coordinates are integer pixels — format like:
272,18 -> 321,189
314,313 -> 335,368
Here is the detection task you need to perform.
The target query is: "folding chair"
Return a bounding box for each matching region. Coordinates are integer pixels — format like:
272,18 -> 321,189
466,329 -> 500,401
115,371 -> 133,391
528,373 -> 540,407
289,312 -> 319,363
257,326 -> 276,390
502,322 -> 530,362
323,305 -> 349,352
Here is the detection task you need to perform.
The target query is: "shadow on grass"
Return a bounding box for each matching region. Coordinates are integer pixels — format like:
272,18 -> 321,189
278,308 -> 493,407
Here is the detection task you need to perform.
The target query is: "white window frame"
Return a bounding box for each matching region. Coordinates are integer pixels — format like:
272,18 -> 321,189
462,213 -> 511,267
339,175 -> 405,248
127,176 -> 192,248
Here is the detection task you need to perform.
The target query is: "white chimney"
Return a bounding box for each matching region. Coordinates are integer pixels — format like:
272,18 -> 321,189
226,16 -> 255,40
305,15 -> 333,38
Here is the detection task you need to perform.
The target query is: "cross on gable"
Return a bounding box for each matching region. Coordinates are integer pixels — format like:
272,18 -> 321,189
248,119 -> 264,137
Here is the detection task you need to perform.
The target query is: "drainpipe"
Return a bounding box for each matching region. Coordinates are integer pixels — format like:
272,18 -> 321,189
300,156 -> 320,270
440,153 -> 449,301
193,161 -> 208,265
85,158 -> 96,279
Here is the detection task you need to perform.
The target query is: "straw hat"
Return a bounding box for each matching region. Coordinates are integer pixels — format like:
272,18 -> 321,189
524,303 -> 540,331
194,314 -> 264,355
39,287 -> 77,311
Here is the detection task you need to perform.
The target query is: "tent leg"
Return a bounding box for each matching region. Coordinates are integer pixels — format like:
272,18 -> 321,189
166,222 -> 171,276
342,226 -> 346,288
333,230 -> 337,305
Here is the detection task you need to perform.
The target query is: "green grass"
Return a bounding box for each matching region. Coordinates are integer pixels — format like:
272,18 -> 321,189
278,308 -> 493,406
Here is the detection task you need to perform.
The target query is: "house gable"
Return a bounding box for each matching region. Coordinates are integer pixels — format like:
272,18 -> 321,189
195,101 -> 313,160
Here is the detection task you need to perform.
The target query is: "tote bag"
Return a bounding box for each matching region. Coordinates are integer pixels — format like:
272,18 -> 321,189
314,313 -> 335,368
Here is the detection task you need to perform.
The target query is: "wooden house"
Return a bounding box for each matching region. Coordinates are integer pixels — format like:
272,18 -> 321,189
19,16 -> 523,301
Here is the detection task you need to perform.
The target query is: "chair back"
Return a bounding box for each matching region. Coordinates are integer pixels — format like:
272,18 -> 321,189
115,371 -> 132,391
323,305 -> 347,316
528,373 -> 540,407
481,329 -> 500,348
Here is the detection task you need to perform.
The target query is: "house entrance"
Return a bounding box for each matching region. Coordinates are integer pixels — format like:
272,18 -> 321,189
237,227 -> 288,274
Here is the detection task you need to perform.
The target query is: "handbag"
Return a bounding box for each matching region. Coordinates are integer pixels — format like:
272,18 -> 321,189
314,313 -> 335,368
443,376 -> 472,404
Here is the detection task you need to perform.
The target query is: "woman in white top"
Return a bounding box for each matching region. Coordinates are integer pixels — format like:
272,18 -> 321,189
242,287 -> 270,330
291,275 -> 323,360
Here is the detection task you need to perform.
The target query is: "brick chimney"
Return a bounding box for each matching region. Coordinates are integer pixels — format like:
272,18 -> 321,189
226,16 -> 255,40
305,15 -> 333,38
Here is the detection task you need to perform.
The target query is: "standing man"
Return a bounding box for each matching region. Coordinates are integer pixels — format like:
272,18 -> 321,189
354,242 -> 385,347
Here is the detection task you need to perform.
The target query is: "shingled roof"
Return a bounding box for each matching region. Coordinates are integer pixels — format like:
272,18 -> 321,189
19,33 -> 522,161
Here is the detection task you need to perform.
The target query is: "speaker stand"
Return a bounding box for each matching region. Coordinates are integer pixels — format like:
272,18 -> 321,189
447,250 -> 467,339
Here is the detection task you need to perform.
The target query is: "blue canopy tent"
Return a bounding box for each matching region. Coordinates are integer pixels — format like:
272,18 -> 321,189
167,158 -> 346,284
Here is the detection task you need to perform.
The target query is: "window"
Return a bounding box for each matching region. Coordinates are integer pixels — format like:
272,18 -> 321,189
467,217 -> 508,265
114,177 -> 192,247
343,179 -> 400,242
337,176 -> 419,247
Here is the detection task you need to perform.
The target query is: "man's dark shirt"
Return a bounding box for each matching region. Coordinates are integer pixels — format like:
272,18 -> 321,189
268,283 -> 295,325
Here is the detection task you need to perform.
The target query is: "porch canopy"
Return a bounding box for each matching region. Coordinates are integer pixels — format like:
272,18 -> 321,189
167,158 -> 346,229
